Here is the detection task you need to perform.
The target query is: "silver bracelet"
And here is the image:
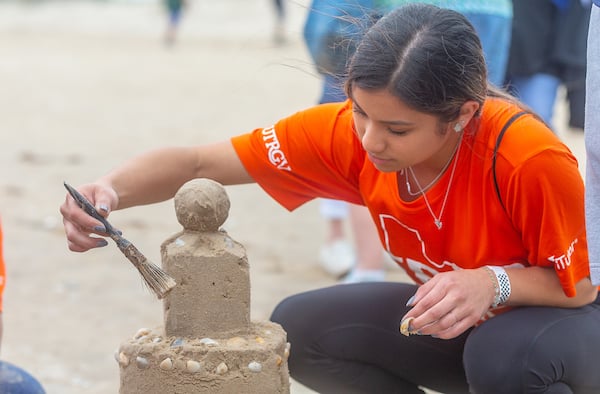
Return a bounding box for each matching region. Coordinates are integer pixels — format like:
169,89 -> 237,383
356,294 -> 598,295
485,266 -> 511,308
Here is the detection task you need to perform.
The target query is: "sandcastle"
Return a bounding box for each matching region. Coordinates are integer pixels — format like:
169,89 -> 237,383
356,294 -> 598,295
116,178 -> 291,393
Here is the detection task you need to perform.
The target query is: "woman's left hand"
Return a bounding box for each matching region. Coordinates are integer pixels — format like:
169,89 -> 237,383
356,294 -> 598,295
401,268 -> 495,339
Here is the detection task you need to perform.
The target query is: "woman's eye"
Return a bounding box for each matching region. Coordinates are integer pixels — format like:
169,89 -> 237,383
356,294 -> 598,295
388,128 -> 408,135
352,108 -> 366,117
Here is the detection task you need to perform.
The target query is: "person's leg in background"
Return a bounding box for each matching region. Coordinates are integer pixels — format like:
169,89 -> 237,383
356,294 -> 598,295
341,204 -> 386,283
317,74 -> 387,283
555,0 -> 591,130
272,0 -> 286,45
318,199 -> 355,278
318,200 -> 386,283
504,0 -> 559,128
566,71 -> 586,130
509,73 -> 561,126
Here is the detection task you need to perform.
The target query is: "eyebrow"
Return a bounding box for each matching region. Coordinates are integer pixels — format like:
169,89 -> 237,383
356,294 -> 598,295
352,99 -> 414,126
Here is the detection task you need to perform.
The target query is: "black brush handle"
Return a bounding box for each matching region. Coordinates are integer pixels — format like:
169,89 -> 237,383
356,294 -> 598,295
63,181 -> 117,235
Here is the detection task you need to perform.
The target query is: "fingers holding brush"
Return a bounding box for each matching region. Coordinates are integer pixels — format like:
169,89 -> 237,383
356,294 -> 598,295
61,181 -> 176,299
60,183 -> 119,252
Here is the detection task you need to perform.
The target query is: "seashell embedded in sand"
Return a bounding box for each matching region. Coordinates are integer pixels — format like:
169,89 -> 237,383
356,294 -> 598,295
159,358 -> 174,371
133,328 -> 152,340
136,335 -> 150,343
255,336 -> 265,344
284,342 -> 291,359
170,337 -> 185,348
215,362 -> 228,375
136,356 -> 150,369
226,337 -> 247,347
186,360 -> 202,373
199,338 -> 219,347
118,352 -> 129,367
248,361 -> 262,373
276,356 -> 283,367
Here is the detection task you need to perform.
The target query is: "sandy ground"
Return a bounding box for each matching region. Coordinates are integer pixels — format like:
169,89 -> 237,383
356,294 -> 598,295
0,1 -> 587,393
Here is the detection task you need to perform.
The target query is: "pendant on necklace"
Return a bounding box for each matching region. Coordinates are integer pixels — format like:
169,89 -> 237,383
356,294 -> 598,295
434,219 -> 442,230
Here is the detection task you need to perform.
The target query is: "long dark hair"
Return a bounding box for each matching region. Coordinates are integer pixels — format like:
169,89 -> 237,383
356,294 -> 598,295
346,3 -> 497,123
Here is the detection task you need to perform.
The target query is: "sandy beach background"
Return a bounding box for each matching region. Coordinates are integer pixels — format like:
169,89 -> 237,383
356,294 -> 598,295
0,1 -> 586,393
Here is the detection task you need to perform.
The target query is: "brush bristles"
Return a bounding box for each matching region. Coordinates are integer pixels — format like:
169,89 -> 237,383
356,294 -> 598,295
137,262 -> 177,299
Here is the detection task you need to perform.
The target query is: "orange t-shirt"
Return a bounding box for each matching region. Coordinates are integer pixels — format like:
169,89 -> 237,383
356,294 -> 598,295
0,221 -> 6,312
231,98 -> 589,298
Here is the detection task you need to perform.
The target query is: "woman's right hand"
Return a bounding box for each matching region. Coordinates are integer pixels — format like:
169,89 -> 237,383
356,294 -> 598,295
59,182 -> 119,252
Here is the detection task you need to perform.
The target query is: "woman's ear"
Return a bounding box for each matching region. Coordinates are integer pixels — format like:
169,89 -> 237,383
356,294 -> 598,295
457,100 -> 480,127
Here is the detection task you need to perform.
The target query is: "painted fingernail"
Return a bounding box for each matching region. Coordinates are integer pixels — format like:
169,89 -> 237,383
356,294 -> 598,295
406,295 -> 415,306
98,204 -> 109,213
96,239 -> 109,247
94,226 -> 107,233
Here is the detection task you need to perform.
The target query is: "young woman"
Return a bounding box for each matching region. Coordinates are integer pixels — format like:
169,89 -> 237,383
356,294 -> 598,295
61,4 -> 599,393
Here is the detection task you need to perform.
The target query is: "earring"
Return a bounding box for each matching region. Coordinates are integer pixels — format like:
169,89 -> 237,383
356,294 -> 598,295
453,122 -> 462,133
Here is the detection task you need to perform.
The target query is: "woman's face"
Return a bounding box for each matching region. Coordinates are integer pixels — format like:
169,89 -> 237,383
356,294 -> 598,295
351,87 -> 455,173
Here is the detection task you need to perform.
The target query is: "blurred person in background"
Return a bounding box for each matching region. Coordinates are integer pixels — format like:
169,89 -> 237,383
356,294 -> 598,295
376,0 -> 513,88
303,0 -> 387,283
272,0 -> 287,44
585,0 -> 600,285
506,0 -> 591,131
163,0 -> 187,47
0,221 -> 46,394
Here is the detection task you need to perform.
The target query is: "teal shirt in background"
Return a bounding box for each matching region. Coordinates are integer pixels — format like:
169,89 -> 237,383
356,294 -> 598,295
373,0 -> 512,17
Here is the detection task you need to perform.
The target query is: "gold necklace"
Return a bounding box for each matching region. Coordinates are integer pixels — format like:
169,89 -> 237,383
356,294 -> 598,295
408,136 -> 462,230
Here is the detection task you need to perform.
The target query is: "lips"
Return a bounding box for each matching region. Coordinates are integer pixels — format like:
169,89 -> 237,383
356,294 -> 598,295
367,153 -> 391,165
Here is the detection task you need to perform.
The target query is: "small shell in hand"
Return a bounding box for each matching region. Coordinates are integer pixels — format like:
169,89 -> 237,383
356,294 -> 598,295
399,317 -> 415,336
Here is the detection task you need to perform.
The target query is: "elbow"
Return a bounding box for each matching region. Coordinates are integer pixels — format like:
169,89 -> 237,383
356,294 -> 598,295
570,278 -> 598,307
582,284 -> 599,305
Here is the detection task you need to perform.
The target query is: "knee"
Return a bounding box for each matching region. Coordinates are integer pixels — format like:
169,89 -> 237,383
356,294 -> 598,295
464,323 -> 580,394
270,294 -> 300,332
270,292 -> 318,348
463,327 -> 524,394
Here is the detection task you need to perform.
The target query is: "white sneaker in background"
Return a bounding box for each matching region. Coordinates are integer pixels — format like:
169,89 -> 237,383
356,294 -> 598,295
318,239 -> 355,278
341,268 -> 386,284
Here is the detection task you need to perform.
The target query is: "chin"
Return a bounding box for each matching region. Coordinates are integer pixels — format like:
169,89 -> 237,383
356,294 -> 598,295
373,163 -> 399,173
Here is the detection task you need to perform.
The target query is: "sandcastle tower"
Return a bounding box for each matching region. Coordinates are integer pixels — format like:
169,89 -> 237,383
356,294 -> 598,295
116,178 -> 291,393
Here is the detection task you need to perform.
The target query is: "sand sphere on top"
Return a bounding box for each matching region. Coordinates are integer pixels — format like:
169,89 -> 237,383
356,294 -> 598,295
174,178 -> 230,232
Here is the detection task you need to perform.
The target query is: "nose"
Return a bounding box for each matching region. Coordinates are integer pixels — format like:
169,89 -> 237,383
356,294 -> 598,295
361,122 -> 385,153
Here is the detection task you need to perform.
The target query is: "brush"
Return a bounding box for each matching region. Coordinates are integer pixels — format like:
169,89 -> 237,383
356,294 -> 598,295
64,181 -> 176,299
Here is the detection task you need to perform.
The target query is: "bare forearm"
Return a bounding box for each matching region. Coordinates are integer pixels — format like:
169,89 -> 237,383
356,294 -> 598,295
506,266 -> 597,308
98,141 -> 253,209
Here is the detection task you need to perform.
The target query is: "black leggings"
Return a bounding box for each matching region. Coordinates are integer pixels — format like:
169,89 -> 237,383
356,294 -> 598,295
271,282 -> 600,394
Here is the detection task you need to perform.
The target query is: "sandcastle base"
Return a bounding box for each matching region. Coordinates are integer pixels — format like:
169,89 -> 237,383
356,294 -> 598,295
117,321 -> 290,394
